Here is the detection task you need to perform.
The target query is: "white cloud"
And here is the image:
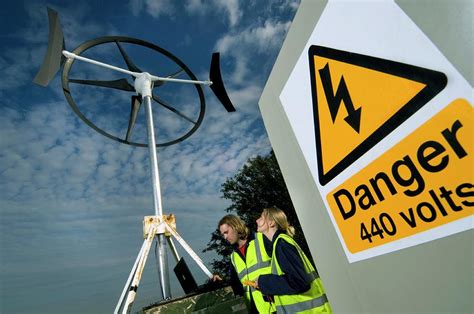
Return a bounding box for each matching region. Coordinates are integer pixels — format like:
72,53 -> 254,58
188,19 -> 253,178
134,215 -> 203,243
259,0 -> 300,14
146,0 -> 174,18
289,0 -> 300,10
214,0 -> 242,27
0,95 -> 270,222
185,0 -> 242,27
227,85 -> 263,114
129,0 -> 174,18
214,19 -> 291,86
184,0 -> 208,15
228,56 -> 249,85
129,0 -> 144,16
0,51 -> 34,91
215,20 -> 291,55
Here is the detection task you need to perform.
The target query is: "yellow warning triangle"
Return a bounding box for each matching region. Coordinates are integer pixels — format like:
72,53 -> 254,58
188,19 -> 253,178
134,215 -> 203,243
308,46 -> 447,185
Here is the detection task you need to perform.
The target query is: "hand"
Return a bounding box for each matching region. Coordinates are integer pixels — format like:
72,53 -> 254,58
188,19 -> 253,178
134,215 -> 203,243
211,274 -> 223,282
243,279 -> 258,289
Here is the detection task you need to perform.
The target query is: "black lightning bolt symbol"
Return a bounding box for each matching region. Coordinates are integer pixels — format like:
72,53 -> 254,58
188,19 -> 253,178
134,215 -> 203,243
319,63 -> 362,133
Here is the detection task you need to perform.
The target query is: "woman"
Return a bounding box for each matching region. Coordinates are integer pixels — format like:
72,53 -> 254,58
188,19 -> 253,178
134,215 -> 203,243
255,207 -> 331,313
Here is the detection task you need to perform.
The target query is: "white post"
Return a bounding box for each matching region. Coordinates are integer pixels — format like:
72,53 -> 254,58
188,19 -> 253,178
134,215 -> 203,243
121,225 -> 157,313
165,223 -> 213,278
114,241 -> 147,314
167,237 -> 181,263
143,92 -> 171,299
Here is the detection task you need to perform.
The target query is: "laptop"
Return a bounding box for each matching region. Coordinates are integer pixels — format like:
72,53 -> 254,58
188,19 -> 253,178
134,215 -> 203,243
174,257 -> 199,294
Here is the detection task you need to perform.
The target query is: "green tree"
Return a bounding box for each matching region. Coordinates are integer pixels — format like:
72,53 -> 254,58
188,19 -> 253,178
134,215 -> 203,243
204,151 -> 314,278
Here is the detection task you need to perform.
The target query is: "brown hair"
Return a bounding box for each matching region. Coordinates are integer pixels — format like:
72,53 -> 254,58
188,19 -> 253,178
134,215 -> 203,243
262,207 -> 295,238
218,214 -> 249,240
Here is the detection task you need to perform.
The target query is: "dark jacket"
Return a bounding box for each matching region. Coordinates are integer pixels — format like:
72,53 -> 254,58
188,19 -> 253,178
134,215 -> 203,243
258,230 -> 312,296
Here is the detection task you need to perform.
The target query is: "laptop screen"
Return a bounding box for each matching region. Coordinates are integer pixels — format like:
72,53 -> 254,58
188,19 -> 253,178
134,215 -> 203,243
173,257 -> 198,294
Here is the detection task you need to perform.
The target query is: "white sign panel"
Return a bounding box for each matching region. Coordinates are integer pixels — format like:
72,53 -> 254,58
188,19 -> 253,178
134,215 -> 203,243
280,0 -> 473,262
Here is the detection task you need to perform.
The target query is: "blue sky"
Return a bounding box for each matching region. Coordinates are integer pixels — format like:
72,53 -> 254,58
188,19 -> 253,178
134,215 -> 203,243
0,0 -> 299,313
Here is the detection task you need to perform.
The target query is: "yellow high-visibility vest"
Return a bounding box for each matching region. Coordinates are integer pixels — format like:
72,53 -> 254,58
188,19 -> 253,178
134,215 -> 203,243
271,234 -> 332,314
231,232 -> 276,313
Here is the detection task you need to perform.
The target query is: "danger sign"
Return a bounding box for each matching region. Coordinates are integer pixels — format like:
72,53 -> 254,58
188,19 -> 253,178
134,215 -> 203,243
327,99 -> 473,253
309,45 -> 447,185
278,0 -> 473,262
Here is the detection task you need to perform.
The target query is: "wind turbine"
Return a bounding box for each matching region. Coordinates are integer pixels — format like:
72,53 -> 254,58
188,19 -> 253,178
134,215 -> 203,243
34,7 -> 235,313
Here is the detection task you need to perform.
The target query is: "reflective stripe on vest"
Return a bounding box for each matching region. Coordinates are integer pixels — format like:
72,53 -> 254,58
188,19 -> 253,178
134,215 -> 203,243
232,236 -> 271,281
275,293 -> 328,313
236,261 -> 271,281
271,234 -> 330,314
232,233 -> 272,280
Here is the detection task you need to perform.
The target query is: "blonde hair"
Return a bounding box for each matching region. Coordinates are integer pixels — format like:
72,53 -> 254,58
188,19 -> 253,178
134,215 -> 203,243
262,207 -> 295,238
218,214 -> 249,240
